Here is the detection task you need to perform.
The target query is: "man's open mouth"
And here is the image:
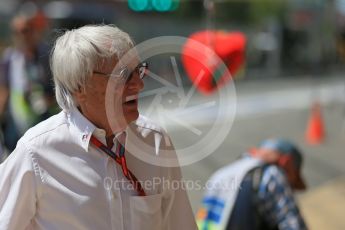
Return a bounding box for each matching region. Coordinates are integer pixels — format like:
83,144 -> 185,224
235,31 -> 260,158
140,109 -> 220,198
123,95 -> 138,105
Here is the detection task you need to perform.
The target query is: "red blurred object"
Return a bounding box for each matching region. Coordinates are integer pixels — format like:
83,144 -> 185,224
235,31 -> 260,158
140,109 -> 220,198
305,102 -> 325,145
182,30 -> 246,94
31,9 -> 49,32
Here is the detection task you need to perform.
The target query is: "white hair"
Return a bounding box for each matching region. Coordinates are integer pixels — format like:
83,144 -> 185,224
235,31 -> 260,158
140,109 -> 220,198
51,24 -> 134,111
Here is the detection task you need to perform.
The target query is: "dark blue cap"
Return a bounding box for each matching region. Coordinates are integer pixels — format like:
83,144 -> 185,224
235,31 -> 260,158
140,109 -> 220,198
259,139 -> 306,190
259,139 -> 303,169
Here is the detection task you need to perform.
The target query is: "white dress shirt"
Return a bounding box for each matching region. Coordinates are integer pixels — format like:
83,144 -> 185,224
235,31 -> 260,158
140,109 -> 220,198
0,109 -> 197,230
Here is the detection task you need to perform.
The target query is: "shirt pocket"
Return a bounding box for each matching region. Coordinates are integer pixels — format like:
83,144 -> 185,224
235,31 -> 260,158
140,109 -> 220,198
129,193 -> 163,230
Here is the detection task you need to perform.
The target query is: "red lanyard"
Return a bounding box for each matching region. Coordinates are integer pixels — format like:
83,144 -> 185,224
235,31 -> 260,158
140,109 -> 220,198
90,135 -> 146,196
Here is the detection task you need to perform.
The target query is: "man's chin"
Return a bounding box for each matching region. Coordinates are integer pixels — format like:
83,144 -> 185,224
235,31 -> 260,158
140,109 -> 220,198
125,111 -> 139,124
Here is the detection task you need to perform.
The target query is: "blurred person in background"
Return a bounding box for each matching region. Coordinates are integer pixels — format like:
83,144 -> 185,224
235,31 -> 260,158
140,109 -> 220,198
0,8 -> 56,154
0,130 -> 4,162
0,24 -> 197,230
197,139 -> 308,230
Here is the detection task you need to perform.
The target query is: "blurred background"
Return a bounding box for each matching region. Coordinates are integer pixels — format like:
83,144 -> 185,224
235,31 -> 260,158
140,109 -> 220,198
0,0 -> 344,229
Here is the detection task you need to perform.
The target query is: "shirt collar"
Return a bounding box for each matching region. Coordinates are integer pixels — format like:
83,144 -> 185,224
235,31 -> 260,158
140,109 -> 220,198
67,108 -> 129,152
67,108 -> 97,152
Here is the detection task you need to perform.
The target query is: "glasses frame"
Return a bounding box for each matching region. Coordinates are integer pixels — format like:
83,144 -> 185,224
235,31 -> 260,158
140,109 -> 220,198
93,62 -> 148,82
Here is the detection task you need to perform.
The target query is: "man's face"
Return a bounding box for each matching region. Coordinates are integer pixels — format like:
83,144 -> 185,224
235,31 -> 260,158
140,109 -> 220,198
12,17 -> 38,51
75,56 -> 144,134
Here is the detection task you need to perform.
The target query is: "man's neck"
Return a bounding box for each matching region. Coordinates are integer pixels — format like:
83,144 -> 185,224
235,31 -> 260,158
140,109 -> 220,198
105,134 -> 115,149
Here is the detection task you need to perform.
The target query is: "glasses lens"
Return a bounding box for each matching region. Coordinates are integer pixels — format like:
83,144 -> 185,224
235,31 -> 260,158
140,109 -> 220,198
138,62 -> 148,79
123,62 -> 148,82
138,66 -> 145,79
120,68 -> 129,81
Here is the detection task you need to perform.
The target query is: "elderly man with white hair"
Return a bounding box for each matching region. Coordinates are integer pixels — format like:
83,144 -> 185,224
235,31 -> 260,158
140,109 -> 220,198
0,24 -> 197,230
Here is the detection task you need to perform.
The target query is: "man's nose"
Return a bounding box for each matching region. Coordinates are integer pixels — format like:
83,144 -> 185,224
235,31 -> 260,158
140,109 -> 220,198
126,72 -> 144,91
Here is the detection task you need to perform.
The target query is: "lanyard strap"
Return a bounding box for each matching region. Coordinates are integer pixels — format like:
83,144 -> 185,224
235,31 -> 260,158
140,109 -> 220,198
90,135 -> 146,196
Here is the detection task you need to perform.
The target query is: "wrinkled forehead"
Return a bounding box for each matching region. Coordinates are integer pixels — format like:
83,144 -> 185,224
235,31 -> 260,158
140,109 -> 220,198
117,46 -> 140,69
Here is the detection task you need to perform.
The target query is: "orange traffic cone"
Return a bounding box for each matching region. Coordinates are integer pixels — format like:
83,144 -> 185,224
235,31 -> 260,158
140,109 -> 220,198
305,102 -> 325,145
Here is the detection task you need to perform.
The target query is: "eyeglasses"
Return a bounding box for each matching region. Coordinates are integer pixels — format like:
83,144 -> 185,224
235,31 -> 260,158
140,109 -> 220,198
93,62 -> 148,82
